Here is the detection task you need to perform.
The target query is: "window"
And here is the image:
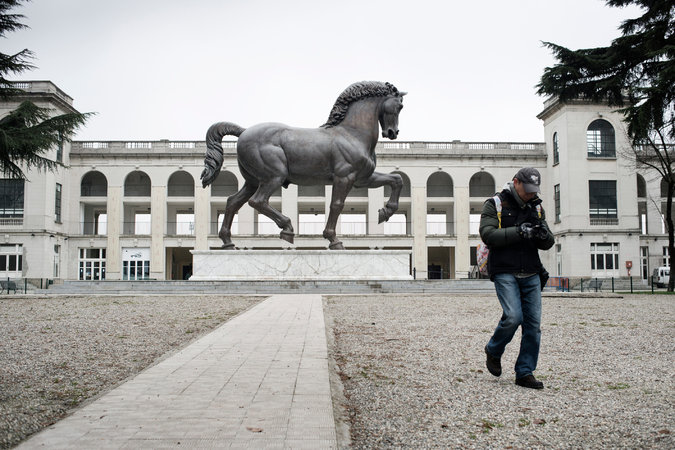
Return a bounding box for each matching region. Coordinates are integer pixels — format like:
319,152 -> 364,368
640,247 -> 648,280
53,245 -> 60,278
554,184 -> 561,223
589,180 -> 617,223
339,214 -> 366,235
79,248 -> 107,280
384,213 -> 407,235
556,244 -> 562,276
258,214 -> 278,234
590,243 -> 619,275
56,133 -> 63,163
134,213 -> 151,235
426,214 -> 447,235
469,214 -> 481,235
0,244 -> 22,276
122,248 -> 150,280
298,213 -> 324,235
55,183 -> 62,223
587,119 -> 615,158
0,179 -> 24,217
96,212 -> 107,235
174,213 -> 195,235
663,247 -> 670,267
552,132 -> 559,165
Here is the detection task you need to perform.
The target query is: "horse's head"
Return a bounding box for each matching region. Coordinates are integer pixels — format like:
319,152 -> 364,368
379,92 -> 406,140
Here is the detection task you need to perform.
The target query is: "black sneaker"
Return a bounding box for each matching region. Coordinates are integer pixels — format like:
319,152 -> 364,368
484,346 -> 501,377
515,374 -> 544,389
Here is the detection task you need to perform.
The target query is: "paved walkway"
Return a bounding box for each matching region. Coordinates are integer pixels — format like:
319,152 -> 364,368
19,295 -> 339,449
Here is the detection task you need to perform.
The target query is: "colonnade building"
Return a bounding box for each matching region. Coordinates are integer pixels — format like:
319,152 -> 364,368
1,81 -> 669,282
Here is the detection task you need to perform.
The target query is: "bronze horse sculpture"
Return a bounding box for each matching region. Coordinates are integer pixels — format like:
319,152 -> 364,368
200,81 -> 406,250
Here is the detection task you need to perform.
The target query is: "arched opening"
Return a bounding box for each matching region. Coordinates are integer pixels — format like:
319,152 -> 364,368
587,119 -> 615,158
81,171 -> 108,197
168,171 -> 195,197
469,172 -> 495,197
384,171 -> 411,198
211,171 -> 238,197
124,171 -> 151,197
427,172 -> 453,197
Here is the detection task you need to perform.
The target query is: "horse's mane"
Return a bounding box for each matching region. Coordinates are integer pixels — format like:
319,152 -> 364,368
321,81 -> 399,128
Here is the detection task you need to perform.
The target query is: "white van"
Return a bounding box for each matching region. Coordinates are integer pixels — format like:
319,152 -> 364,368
653,266 -> 670,287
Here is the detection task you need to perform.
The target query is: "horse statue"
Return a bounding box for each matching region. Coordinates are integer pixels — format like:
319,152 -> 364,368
200,81 -> 406,250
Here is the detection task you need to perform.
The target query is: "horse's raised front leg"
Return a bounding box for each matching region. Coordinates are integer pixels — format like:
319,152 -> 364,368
323,177 -> 354,250
248,177 -> 295,244
219,181 -> 257,249
363,171 -> 403,223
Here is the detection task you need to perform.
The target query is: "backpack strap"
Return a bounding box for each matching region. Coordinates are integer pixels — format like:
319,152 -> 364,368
493,194 -> 502,229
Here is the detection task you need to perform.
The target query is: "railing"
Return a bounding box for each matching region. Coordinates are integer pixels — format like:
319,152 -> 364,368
590,218 -> 619,225
0,218 -> 23,227
545,277 -> 569,292
122,221 -> 151,235
81,221 -> 107,236
11,81 -> 73,105
166,221 -> 195,236
72,139 -> 546,156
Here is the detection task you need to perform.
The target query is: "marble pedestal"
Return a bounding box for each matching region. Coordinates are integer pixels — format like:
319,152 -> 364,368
190,249 -> 413,281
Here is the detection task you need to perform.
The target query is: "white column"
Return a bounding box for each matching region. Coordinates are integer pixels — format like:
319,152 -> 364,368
368,187 -> 385,235
105,186 -> 122,280
282,184 -> 298,233
411,185 -> 427,279
194,184 -> 209,250
150,185 -> 166,280
455,186 -> 470,278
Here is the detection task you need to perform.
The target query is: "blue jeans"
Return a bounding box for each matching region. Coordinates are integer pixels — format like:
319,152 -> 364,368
486,273 -> 542,378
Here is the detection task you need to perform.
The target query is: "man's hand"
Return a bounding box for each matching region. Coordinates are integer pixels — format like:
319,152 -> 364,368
518,222 -> 535,239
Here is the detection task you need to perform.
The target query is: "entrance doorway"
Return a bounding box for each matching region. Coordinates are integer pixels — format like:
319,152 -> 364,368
166,247 -> 193,280
428,247 -> 452,279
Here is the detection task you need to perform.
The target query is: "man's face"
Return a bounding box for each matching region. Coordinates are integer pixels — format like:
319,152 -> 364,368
514,178 -> 537,202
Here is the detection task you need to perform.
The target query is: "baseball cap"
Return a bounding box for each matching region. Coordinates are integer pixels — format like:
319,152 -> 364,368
514,167 -> 541,193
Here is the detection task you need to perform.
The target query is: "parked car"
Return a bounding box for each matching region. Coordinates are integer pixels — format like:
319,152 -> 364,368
652,266 -> 670,288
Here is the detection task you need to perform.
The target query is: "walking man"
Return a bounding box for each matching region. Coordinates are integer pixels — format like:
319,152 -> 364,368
479,168 -> 554,389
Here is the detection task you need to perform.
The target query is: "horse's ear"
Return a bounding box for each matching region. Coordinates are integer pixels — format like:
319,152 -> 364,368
399,91 -> 407,97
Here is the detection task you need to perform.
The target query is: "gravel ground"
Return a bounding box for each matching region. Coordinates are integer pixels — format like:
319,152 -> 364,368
325,293 -> 674,449
0,294 -> 263,449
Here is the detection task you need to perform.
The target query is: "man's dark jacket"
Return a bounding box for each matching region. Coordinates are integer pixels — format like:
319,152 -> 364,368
479,183 -> 554,277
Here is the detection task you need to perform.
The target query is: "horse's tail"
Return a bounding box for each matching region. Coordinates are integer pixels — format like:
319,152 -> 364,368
201,122 -> 246,187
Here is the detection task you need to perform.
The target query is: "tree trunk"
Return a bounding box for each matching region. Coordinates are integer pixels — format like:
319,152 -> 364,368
668,181 -> 675,292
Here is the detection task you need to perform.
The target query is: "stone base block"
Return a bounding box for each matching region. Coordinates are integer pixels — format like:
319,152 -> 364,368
190,249 -> 412,281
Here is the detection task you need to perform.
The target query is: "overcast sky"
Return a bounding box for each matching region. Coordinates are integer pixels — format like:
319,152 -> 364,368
5,0 -> 641,142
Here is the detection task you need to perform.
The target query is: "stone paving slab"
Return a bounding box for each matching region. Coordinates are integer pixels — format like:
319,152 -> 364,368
18,295 -> 338,449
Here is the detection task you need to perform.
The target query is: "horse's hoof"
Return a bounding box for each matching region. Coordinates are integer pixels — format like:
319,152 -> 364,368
280,231 -> 295,244
221,242 -> 235,250
329,241 -> 345,250
378,208 -> 389,224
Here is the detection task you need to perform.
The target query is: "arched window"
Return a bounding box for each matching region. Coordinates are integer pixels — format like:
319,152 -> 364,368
637,174 -> 647,198
124,171 -> 151,197
587,119 -> 615,158
81,171 -> 108,196
552,132 -> 559,165
384,171 -> 411,198
427,172 -> 453,197
211,171 -> 239,197
469,172 -> 495,197
168,171 -> 195,197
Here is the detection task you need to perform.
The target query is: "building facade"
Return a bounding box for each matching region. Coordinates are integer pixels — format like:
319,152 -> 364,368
1,81 -> 670,282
